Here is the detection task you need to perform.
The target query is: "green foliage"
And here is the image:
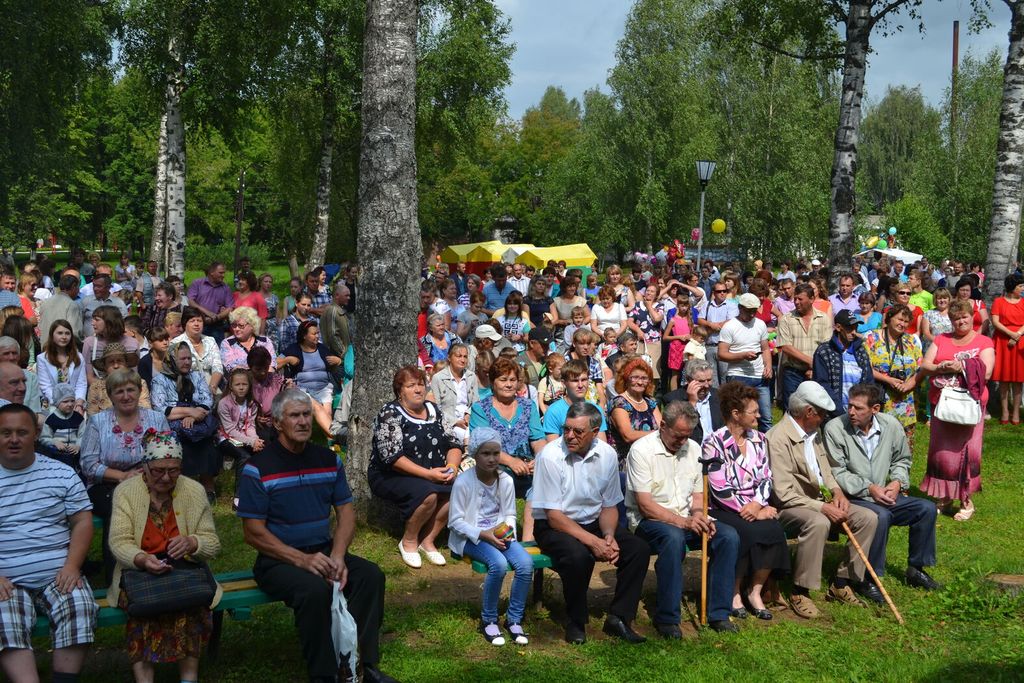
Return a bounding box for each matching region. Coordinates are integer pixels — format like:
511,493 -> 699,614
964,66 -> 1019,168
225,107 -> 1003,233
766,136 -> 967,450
183,235 -> 272,272
883,194 -> 950,259
932,568 -> 1024,623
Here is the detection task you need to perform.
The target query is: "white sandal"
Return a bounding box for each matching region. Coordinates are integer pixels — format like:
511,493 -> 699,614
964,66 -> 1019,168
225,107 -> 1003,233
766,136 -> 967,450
419,545 -> 447,566
953,502 -> 975,521
398,542 -> 422,568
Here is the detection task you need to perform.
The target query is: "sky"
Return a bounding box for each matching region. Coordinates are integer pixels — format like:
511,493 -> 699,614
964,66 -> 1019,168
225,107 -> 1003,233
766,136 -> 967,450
493,0 -> 1013,120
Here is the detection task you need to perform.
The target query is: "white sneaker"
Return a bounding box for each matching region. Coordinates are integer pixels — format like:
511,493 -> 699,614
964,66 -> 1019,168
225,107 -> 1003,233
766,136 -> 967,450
398,542 -> 422,568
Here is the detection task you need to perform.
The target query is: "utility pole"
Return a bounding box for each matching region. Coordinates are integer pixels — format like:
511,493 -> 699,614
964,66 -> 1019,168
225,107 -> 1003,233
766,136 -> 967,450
951,20 -> 961,240
233,167 -> 247,275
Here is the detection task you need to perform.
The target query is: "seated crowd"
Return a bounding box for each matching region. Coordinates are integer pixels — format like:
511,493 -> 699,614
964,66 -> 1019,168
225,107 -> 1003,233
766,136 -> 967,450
0,253 -> 385,683
0,250 -> 1001,680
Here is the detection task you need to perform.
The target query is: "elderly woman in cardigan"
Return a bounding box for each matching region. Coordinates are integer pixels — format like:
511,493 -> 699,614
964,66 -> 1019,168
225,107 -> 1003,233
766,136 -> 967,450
108,430 -> 221,683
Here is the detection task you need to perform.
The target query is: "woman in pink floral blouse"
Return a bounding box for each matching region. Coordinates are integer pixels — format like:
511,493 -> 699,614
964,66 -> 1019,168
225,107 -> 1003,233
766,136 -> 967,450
703,381 -> 790,621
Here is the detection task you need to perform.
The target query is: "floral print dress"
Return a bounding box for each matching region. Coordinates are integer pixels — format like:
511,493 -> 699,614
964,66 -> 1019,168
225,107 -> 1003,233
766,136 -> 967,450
864,329 -> 923,428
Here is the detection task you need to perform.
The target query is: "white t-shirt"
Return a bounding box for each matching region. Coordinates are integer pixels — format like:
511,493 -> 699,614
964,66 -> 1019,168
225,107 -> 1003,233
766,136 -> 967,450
719,317 -> 768,378
591,302 -> 628,333
0,455 -> 91,589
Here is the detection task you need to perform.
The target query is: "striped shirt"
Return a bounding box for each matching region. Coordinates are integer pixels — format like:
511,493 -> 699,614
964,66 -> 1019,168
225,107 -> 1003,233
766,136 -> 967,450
237,440 -> 352,549
0,455 -> 91,589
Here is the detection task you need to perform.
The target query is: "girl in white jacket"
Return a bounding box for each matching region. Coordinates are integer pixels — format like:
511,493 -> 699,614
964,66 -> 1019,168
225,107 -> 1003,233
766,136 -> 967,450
448,428 -> 532,646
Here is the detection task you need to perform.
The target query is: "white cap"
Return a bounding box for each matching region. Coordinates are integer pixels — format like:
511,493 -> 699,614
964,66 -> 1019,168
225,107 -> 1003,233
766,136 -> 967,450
811,258 -> 822,266
474,326 -> 502,342
737,293 -> 760,309
791,380 -> 835,413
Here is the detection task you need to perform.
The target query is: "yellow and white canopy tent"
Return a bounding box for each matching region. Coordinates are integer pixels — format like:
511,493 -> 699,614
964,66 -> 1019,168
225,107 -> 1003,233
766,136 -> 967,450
517,244 -> 597,280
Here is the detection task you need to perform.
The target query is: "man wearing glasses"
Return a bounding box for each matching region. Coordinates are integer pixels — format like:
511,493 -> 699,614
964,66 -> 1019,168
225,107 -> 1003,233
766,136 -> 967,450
766,382 -> 881,618
532,401 -> 650,645
697,283 -> 738,388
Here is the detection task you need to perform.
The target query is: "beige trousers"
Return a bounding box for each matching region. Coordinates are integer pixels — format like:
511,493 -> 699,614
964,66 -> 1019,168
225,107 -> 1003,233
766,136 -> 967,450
779,504 -> 878,591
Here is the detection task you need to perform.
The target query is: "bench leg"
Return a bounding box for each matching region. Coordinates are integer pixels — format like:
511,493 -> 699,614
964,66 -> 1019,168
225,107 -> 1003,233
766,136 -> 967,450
532,569 -> 544,606
207,610 -> 224,661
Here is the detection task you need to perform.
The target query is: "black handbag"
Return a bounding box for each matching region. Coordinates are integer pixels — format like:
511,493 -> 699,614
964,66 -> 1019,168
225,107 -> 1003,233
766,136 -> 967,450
121,558 -> 218,618
169,401 -> 218,442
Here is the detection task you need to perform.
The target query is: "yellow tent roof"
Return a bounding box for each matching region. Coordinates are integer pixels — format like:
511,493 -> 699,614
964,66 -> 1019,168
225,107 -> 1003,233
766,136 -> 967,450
517,244 -> 597,269
499,244 -> 536,263
465,242 -> 535,263
439,240 -> 503,263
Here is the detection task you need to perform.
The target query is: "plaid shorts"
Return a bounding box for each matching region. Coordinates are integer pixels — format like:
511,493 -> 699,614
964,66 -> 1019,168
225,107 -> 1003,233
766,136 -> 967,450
0,577 -> 97,651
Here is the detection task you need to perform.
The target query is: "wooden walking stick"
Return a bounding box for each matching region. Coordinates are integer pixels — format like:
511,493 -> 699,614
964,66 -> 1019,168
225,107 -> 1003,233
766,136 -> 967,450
700,466 -> 709,626
841,520 -> 905,625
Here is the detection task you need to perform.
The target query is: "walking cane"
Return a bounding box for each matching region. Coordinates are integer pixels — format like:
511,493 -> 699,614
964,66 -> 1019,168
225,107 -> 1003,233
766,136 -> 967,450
841,521 -> 905,625
700,463 -> 709,626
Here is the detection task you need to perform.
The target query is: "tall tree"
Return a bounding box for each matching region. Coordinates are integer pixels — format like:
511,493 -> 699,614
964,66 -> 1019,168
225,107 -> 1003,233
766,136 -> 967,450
985,1 -> 1024,300
722,0 -> 928,274
349,0 -> 422,504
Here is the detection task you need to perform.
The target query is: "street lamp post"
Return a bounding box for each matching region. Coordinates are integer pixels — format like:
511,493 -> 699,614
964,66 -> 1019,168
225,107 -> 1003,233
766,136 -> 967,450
695,160 -> 716,269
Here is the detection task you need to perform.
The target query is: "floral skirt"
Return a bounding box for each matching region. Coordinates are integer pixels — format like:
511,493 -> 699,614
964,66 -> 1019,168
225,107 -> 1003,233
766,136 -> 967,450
119,589 -> 212,663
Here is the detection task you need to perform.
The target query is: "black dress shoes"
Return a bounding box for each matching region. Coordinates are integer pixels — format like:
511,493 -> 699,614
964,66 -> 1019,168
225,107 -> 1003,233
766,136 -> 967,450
602,614 -> 646,643
655,623 -> 682,640
905,567 -> 941,590
855,581 -> 885,605
362,666 -> 399,683
708,619 -> 739,633
565,622 -> 587,645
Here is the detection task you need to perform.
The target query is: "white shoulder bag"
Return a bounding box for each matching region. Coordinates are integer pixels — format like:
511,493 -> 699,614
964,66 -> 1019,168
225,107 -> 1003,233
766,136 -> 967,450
933,371 -> 981,426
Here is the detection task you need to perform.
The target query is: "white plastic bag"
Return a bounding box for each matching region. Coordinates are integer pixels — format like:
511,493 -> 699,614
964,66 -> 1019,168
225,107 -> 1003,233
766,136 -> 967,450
331,581 -> 359,675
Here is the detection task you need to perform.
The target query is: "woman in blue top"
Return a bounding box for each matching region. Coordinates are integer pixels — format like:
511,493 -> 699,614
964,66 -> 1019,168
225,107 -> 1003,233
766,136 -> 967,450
855,292 -> 883,336
468,357 -> 545,541
279,319 -> 341,435
152,341 -> 218,499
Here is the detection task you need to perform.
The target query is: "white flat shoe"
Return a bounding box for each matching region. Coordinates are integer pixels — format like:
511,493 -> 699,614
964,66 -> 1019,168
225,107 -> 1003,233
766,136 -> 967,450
399,542 -> 422,568
420,545 -> 447,566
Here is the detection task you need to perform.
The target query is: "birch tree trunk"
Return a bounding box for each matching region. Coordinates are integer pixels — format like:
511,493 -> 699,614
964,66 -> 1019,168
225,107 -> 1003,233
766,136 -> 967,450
164,37 -> 187,279
307,108 -> 335,271
149,111 -> 168,269
827,0 -> 870,277
349,0 -> 421,508
985,2 -> 1024,302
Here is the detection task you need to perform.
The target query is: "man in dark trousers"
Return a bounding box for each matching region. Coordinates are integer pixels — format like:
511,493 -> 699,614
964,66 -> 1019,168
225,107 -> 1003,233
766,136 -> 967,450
238,389 -> 397,683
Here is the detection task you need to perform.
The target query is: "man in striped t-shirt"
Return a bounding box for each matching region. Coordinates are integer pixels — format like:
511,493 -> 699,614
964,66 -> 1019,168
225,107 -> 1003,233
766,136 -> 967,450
0,403 -> 96,682
238,389 -> 396,683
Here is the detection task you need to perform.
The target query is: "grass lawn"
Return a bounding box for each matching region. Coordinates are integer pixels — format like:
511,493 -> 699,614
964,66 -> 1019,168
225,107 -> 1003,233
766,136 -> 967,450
55,419 -> 1024,682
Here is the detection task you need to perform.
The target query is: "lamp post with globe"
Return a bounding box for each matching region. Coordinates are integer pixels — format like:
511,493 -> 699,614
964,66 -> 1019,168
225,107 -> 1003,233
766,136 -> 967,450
695,160 -> 716,268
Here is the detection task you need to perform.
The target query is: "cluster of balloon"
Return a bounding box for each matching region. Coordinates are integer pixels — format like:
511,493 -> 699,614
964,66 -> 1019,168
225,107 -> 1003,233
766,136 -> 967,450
861,226 -> 898,252
653,239 -> 687,265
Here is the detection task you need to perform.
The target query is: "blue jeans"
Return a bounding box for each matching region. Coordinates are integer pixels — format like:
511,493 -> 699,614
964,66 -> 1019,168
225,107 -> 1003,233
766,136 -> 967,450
635,519 -> 739,624
729,375 -> 772,432
851,496 -> 937,577
780,366 -> 806,413
461,539 -> 533,624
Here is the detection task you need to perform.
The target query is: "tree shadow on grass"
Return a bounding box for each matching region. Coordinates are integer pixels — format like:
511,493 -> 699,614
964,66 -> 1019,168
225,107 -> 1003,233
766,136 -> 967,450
917,661 -> 1024,683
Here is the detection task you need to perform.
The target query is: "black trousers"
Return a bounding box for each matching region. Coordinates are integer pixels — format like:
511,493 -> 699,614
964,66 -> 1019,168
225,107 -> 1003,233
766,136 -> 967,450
253,547 -> 385,679
534,519 -> 650,628
87,482 -> 117,581
216,440 -> 254,495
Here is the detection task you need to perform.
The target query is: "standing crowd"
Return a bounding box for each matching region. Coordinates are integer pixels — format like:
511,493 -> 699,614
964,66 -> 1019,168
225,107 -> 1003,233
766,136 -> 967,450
0,247 -> 1012,680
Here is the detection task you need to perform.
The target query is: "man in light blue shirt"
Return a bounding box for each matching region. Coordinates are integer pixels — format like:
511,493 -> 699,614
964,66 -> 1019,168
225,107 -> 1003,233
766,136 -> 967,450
481,264 -> 514,315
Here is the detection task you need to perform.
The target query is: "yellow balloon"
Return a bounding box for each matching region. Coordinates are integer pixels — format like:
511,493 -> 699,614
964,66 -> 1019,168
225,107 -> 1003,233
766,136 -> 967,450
866,236 -> 880,248
711,218 -> 727,234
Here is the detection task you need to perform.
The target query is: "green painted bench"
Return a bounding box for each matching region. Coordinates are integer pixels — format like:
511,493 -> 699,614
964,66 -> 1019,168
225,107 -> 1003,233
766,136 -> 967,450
451,541 -> 553,605
31,569 -> 274,659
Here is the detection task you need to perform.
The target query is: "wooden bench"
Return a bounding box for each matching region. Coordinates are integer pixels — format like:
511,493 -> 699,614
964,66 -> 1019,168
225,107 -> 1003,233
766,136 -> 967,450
31,569 -> 274,659
451,541 -> 553,605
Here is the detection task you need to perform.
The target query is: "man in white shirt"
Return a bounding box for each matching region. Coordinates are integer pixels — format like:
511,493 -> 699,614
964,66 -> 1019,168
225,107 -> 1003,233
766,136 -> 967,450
766,382 -> 881,618
81,274 -> 128,336
507,262 -> 531,295
532,402 -> 650,645
626,401 -> 739,637
718,293 -> 772,431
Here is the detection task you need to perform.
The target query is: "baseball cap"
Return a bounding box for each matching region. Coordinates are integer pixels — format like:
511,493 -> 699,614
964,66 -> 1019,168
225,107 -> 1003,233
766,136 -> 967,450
811,258 -> 822,266
529,327 -> 553,346
834,310 -> 858,328
791,380 -> 835,413
737,293 -> 760,310
474,325 -> 502,342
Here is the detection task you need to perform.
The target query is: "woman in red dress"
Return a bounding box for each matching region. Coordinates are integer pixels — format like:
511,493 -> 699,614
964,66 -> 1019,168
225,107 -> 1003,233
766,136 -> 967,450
990,273 -> 1024,423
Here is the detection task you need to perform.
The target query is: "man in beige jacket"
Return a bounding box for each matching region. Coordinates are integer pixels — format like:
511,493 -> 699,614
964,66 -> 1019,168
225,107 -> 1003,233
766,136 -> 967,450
766,381 -> 880,618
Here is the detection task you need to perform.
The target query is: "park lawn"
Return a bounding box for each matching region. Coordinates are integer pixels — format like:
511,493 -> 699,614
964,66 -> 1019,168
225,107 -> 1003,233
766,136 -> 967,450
63,421 -> 1024,682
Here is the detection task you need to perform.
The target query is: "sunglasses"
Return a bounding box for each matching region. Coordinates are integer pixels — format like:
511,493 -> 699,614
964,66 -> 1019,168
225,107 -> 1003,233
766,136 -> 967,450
897,291 -> 911,295
713,289 -> 728,294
